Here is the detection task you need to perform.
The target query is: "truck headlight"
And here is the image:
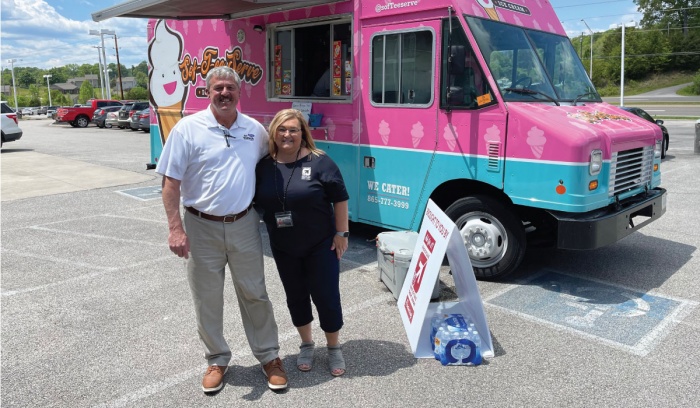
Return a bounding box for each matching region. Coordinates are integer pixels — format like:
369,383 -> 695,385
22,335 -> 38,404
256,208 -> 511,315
589,149 -> 602,175
654,140 -> 662,159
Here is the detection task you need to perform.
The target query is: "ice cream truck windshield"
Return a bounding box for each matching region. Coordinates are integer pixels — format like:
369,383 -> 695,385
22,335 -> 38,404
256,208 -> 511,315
466,16 -> 599,104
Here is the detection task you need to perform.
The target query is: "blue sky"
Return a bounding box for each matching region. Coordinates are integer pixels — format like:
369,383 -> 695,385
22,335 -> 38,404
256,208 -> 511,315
1,0 -> 645,71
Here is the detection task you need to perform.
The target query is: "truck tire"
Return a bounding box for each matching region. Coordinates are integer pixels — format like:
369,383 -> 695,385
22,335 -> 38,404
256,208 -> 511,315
445,195 -> 526,280
661,136 -> 668,159
75,116 -> 89,128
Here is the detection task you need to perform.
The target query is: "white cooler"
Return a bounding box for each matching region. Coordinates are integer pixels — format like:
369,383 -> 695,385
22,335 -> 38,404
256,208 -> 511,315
376,231 -> 440,300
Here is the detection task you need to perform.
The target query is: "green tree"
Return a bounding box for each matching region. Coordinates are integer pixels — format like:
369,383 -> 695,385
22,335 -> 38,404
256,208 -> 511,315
135,71 -> 148,88
126,86 -> 148,100
634,0 -> 700,72
78,80 -> 95,104
635,0 -> 700,29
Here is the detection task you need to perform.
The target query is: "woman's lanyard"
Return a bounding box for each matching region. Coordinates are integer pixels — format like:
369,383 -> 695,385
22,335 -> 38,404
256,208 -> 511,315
273,148 -> 301,212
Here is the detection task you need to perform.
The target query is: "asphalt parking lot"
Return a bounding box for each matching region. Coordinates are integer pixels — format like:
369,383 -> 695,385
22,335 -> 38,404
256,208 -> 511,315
2,118 -> 699,407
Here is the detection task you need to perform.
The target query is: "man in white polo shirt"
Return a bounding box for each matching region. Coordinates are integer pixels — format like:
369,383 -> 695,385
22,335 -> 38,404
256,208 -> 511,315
156,66 -> 287,393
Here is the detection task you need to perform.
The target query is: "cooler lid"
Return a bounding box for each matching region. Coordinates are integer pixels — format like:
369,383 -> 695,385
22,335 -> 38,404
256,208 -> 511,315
92,0 -> 346,22
377,231 -> 418,261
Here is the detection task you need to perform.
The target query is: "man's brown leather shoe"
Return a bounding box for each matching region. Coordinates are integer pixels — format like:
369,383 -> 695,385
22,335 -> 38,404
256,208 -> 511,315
261,357 -> 288,390
202,364 -> 228,393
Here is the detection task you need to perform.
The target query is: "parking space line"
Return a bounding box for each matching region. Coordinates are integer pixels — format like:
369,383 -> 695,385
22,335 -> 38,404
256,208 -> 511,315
95,281 -> 388,407
483,269 -> 698,356
0,252 -> 173,297
29,226 -> 165,246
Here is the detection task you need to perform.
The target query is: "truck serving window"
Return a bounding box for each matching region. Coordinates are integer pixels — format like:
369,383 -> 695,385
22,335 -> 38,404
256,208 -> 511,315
439,18 -> 494,109
271,20 -> 352,99
370,29 -> 434,106
466,16 -> 598,104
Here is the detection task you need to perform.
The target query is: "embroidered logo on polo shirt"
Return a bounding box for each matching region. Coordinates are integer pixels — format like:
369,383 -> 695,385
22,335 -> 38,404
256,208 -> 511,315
243,134 -> 255,141
301,167 -> 311,180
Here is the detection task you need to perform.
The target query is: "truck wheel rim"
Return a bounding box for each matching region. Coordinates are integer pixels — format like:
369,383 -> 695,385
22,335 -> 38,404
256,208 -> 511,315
456,212 -> 508,267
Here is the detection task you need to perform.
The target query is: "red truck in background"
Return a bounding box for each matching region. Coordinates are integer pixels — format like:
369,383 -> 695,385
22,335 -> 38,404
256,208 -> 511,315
55,99 -> 123,128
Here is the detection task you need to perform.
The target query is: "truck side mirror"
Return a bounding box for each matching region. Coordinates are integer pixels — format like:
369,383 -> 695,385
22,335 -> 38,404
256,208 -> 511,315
447,86 -> 464,105
449,45 -> 465,75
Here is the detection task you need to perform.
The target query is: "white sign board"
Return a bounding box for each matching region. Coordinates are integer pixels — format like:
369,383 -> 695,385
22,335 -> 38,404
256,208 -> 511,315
291,101 -> 312,123
397,199 -> 494,359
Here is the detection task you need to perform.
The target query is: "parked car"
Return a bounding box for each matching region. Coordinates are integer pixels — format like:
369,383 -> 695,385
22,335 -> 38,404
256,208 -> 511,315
117,101 -> 149,129
138,107 -> 151,132
1,101 -> 23,146
56,99 -> 123,128
46,106 -> 60,118
105,111 -> 120,128
129,109 -> 143,131
21,107 -> 33,116
621,106 -> 670,158
38,106 -> 48,115
92,106 -> 123,128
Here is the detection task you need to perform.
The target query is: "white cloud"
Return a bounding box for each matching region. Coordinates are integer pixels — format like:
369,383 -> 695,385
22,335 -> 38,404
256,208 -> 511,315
1,0 -> 148,69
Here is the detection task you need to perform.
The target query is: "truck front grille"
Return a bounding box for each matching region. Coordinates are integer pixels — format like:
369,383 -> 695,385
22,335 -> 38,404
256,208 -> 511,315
608,146 -> 654,197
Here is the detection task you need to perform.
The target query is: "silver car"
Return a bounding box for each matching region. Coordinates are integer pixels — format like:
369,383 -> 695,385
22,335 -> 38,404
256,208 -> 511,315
1,102 -> 23,146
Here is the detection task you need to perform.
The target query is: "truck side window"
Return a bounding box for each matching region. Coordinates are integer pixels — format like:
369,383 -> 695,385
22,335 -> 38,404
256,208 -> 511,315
439,18 -> 494,109
270,20 -> 352,99
370,29 -> 434,106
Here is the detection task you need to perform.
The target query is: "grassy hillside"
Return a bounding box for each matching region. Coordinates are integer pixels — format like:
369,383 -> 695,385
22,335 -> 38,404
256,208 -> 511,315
596,71 -> 697,97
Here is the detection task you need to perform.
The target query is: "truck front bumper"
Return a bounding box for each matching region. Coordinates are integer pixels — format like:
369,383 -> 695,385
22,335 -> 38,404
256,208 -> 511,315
549,187 -> 667,250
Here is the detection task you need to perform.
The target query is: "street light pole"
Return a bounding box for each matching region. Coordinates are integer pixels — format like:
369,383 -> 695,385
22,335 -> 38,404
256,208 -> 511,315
93,46 -> 105,98
100,35 -> 110,99
106,69 -> 112,98
7,58 -> 20,112
620,21 -> 635,107
90,29 -> 115,100
581,19 -> 593,80
43,74 -> 53,107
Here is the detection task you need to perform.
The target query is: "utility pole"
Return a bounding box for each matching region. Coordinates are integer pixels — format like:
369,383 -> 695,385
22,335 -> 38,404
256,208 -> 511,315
581,19 -> 593,80
113,34 -> 124,100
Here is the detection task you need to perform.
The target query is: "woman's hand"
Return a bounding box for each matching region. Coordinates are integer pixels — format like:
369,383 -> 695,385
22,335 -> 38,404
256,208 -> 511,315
331,235 -> 348,260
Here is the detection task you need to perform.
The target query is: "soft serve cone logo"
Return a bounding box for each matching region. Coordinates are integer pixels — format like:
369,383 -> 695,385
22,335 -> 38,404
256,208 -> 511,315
526,126 -> 547,158
476,0 -> 499,21
378,120 -> 391,145
148,20 -> 188,145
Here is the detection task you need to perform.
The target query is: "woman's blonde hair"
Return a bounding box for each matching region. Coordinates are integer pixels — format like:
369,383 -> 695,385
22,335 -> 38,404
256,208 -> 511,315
268,109 -> 324,158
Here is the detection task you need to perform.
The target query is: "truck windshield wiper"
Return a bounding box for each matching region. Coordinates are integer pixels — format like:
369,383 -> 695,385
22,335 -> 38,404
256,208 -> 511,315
504,88 -> 560,106
572,92 -> 600,106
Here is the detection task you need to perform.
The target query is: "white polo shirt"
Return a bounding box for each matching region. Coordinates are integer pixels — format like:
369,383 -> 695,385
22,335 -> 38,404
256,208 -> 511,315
155,106 -> 269,216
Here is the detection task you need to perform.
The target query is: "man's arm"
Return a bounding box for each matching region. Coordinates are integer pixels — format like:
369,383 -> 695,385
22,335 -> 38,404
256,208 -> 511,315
162,175 -> 189,259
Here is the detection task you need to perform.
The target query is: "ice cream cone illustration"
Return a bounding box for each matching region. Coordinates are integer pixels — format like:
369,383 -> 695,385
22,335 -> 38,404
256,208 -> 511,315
483,124 -> 501,144
526,126 -> 547,158
411,121 -> 424,148
477,0 -> 499,21
148,20 -> 188,144
443,124 -> 458,151
326,118 -> 336,140
378,120 -> 390,145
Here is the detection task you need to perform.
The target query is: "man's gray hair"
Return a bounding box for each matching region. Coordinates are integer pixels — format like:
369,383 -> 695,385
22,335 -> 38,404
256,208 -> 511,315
205,66 -> 241,89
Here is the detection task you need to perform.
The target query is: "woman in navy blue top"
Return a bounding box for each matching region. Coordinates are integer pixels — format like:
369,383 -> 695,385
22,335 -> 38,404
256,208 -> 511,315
255,109 -> 349,377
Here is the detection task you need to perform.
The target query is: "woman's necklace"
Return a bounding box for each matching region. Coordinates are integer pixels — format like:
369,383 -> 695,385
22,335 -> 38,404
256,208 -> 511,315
273,147 -> 302,212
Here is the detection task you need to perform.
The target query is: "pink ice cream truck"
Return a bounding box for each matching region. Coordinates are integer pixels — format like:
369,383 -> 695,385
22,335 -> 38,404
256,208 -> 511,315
93,0 -> 667,280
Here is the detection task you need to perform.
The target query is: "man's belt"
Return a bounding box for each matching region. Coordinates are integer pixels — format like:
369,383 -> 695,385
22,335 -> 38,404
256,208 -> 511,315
185,205 -> 251,223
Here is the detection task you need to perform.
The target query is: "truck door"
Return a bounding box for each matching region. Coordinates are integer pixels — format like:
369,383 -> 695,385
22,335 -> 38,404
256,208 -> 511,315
359,22 -> 441,230
436,17 -> 505,193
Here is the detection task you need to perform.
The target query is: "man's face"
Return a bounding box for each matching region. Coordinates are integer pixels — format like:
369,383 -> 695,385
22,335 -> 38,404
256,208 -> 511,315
207,76 -> 240,116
